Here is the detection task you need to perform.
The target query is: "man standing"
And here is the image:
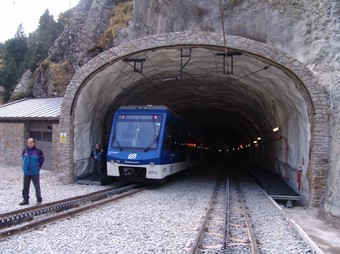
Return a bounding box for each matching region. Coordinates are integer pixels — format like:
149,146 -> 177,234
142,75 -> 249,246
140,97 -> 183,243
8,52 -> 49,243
91,143 -> 103,180
19,138 -> 44,205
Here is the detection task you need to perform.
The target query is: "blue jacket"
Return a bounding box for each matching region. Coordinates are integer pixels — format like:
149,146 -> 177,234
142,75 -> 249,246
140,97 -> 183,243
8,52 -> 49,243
22,146 -> 44,175
91,148 -> 102,163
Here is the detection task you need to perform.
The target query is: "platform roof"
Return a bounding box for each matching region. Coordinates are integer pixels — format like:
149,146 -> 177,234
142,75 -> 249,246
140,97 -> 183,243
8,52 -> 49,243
0,97 -> 63,121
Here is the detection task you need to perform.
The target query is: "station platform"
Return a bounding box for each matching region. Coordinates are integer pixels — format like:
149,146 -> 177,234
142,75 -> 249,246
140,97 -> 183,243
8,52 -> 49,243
245,164 -> 301,207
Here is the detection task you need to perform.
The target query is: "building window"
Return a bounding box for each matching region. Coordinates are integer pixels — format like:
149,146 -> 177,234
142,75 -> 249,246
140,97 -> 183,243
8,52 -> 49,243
43,131 -> 52,142
29,131 -> 42,141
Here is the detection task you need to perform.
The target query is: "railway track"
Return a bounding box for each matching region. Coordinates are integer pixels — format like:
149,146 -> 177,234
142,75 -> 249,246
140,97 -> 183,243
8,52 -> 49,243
189,172 -> 260,254
0,182 -> 150,240
225,174 -> 259,253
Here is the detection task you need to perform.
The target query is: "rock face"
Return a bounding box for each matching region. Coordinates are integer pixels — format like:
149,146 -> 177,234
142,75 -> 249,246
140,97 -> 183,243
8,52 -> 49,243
0,86 -> 5,104
32,61 -> 74,97
11,0 -> 340,216
49,0 -> 121,70
12,0 -> 120,98
19,0 -> 339,100
10,70 -> 32,101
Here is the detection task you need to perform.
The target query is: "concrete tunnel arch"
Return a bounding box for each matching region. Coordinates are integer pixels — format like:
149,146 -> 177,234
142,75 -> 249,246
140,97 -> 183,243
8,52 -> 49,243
59,31 -> 329,207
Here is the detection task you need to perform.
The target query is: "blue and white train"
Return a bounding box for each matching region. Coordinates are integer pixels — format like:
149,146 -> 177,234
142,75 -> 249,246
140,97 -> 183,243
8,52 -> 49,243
106,105 -> 208,182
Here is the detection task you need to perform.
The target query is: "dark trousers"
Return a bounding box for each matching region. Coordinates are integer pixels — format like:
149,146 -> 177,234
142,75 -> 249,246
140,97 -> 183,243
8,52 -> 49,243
22,174 -> 42,202
92,160 -> 101,178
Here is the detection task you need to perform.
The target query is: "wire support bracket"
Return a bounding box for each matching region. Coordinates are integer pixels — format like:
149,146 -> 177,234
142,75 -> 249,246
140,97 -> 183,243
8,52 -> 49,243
216,51 -> 242,75
124,58 -> 147,73
180,49 -> 192,80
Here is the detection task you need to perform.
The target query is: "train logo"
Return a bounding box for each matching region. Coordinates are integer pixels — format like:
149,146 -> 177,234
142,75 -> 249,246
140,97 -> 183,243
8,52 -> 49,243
128,153 -> 137,159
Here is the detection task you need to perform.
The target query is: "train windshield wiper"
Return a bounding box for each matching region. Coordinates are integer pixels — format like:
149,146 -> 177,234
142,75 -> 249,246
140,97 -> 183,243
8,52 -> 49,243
144,135 -> 159,152
112,131 -> 123,151
143,118 -> 158,152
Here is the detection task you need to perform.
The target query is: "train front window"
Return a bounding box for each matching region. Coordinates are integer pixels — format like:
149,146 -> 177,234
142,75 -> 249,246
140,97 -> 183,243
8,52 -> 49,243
112,114 -> 162,151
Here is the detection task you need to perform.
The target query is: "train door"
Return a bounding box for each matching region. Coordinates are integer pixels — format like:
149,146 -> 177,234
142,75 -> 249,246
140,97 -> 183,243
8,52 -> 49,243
28,123 -> 53,170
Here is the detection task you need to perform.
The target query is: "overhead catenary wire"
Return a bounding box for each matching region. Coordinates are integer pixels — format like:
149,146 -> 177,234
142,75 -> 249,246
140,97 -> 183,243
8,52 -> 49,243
233,65 -> 270,82
119,0 -> 236,115
219,0 -> 228,54
77,0 -> 250,115
120,53 -> 176,109
116,1 -> 218,110
95,1 -> 236,112
112,62 -> 164,105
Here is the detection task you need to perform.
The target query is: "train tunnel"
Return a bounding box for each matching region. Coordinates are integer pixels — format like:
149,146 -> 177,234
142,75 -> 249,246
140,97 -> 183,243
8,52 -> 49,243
60,32 -> 329,206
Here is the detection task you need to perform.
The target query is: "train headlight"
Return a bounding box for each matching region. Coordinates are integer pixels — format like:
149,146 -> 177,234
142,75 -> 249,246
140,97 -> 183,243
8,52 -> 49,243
110,160 -> 115,164
149,162 -> 154,166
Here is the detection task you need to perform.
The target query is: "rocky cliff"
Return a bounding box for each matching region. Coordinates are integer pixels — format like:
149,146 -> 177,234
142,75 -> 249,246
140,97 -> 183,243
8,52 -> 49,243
22,0 -> 340,165
13,0 -> 339,98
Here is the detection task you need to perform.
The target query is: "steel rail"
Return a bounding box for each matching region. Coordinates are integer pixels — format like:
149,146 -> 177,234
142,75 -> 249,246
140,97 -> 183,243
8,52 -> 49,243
0,183 -> 136,229
234,178 -> 260,254
222,173 -> 230,249
0,183 -> 150,240
188,179 -> 221,254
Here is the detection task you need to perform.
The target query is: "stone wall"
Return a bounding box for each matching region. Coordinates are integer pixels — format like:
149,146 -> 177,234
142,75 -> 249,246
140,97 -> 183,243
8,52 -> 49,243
0,123 -> 25,167
323,72 -> 340,216
0,122 -> 61,174
52,123 -> 60,172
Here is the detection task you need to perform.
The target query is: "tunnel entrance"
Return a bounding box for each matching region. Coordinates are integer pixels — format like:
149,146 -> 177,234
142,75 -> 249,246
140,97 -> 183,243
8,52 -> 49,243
59,32 -> 329,207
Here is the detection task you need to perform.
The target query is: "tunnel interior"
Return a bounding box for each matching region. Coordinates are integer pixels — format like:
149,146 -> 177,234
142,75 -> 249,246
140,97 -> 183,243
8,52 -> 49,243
73,45 -> 311,200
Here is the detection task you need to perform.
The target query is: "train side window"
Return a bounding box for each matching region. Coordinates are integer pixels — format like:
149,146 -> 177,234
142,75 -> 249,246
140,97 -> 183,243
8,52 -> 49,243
164,122 -> 177,150
178,126 -> 186,151
164,124 -> 172,150
171,124 -> 178,150
164,122 -> 187,151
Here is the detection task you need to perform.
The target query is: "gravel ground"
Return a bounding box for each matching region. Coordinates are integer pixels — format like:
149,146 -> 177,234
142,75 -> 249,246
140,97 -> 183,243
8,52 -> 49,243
238,173 -> 313,254
0,164 -> 334,254
0,165 -> 218,253
0,166 -> 110,214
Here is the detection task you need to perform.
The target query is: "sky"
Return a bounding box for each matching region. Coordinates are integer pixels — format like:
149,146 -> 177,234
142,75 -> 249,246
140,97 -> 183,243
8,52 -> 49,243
0,0 -> 78,43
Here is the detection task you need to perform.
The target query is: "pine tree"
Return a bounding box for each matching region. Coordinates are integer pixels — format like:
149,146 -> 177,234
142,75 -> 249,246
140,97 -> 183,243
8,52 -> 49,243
1,25 -> 28,101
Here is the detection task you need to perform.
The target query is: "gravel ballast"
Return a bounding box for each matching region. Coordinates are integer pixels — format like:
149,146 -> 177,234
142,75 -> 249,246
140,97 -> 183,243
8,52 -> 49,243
0,166 -> 217,253
0,165 -> 320,253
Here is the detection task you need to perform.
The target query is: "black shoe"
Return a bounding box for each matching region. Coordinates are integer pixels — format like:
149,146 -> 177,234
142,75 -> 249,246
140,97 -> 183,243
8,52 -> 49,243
19,201 -> 29,205
36,201 -> 42,205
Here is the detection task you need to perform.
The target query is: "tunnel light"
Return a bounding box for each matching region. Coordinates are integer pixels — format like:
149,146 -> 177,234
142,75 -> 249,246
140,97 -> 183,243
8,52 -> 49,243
273,127 -> 280,132
253,140 -> 257,144
257,137 -> 261,141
